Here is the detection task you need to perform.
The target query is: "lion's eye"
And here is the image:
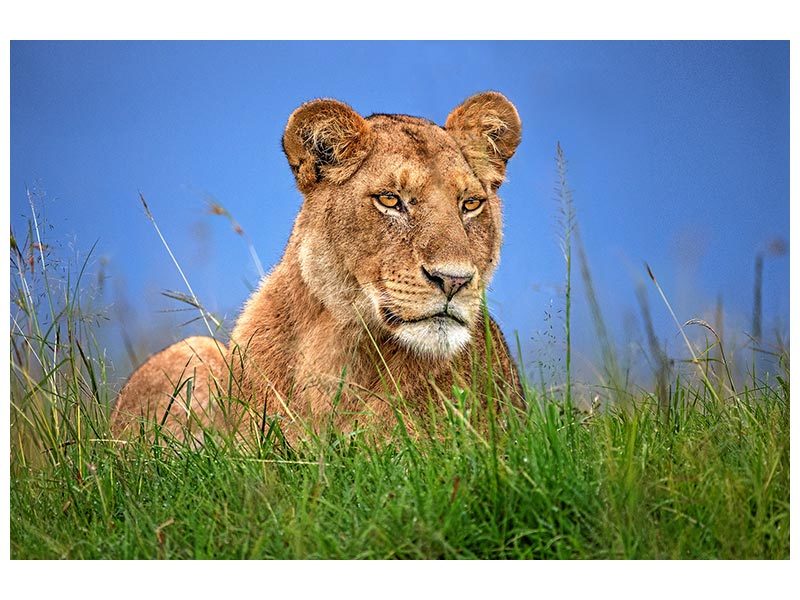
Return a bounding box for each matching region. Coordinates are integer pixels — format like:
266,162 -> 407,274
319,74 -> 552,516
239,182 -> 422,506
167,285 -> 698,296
375,194 -> 401,210
462,197 -> 484,213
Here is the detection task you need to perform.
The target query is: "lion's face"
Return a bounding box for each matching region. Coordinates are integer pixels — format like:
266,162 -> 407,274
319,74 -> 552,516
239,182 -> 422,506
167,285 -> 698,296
336,117 -> 502,357
283,93 -> 521,359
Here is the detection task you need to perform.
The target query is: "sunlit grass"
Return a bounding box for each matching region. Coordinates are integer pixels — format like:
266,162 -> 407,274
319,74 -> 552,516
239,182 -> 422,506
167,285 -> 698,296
10,374 -> 789,559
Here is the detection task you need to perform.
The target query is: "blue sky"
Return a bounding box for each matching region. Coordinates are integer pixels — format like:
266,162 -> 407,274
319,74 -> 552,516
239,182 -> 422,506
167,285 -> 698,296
10,41 -> 790,383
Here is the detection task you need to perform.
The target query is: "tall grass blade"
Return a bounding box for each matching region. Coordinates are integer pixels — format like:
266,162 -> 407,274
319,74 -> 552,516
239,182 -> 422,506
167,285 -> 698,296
575,225 -> 624,401
635,283 -> 670,417
554,142 -> 574,411
645,262 -> 721,403
138,192 -> 217,337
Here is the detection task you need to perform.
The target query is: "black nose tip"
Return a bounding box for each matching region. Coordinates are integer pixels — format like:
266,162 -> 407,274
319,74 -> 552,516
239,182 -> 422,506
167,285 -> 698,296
422,266 -> 474,300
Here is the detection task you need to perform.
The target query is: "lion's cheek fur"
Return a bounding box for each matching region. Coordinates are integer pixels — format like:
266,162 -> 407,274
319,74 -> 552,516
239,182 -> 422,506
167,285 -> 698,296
297,233 -> 358,324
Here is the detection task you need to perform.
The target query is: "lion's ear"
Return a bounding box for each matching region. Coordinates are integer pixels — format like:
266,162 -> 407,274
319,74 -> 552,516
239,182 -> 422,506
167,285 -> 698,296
282,99 -> 373,194
445,92 -> 522,190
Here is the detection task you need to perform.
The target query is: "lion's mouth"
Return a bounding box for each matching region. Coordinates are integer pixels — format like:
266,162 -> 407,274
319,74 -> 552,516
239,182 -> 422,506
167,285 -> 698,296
416,312 -> 468,326
378,304 -> 474,358
380,306 -> 468,328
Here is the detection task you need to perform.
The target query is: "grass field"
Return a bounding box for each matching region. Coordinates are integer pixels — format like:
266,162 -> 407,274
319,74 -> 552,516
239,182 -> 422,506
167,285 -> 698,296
10,377 -> 790,560
9,196 -> 790,562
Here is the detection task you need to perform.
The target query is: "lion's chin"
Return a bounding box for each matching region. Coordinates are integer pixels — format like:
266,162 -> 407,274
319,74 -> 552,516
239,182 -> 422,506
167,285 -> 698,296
393,318 -> 472,359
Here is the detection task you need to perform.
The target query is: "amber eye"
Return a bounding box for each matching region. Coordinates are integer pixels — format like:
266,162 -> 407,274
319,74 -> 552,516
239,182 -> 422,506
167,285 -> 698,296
462,197 -> 484,212
375,193 -> 401,210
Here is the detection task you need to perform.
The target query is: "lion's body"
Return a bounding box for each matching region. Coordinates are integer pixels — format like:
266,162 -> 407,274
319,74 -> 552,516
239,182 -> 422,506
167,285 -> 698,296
110,92 -> 523,444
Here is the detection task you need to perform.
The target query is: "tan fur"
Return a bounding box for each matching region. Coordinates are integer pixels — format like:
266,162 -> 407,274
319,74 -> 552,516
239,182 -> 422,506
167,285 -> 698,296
110,92 -> 524,445
109,336 -> 228,443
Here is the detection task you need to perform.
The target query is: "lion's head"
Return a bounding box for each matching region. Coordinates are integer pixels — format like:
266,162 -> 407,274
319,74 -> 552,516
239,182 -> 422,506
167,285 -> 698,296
281,92 -> 521,359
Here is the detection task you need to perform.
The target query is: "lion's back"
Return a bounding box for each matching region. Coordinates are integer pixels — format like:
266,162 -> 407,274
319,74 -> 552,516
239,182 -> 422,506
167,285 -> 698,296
110,336 -> 228,443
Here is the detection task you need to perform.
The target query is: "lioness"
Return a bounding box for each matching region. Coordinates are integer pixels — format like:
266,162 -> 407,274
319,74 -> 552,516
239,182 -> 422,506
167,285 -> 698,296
110,91 -> 523,444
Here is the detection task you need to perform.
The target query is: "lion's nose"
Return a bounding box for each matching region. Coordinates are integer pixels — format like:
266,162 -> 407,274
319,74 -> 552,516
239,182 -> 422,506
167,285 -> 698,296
422,266 -> 474,300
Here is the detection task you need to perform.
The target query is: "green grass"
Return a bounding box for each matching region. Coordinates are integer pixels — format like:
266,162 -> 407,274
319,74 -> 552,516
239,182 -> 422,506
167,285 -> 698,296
10,337 -> 790,559
10,187 -> 790,560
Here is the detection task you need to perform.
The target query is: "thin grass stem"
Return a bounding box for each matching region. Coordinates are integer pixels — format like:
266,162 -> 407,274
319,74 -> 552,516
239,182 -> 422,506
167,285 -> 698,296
646,263 -> 721,403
